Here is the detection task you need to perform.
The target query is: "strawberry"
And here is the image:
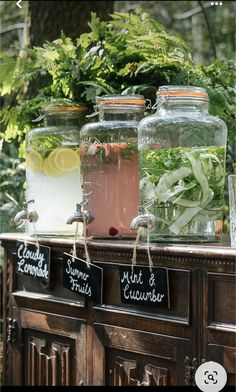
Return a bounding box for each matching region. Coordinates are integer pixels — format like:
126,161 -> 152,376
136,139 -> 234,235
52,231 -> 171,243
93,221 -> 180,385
109,226 -> 119,236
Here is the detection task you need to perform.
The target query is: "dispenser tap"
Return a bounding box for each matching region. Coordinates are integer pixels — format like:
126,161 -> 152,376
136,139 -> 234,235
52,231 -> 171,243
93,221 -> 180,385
66,201 -> 94,225
130,202 -> 156,231
14,199 -> 39,224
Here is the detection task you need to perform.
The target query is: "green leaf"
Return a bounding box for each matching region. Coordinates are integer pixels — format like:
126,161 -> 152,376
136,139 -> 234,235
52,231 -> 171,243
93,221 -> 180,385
43,49 -> 59,61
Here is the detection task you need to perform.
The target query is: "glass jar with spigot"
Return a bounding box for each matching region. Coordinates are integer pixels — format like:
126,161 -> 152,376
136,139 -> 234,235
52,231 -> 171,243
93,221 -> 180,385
25,101 -> 87,235
80,95 -> 146,238
135,86 -> 227,242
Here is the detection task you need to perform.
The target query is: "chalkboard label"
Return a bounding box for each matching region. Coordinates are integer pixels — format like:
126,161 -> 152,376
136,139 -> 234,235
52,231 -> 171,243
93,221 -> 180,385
119,265 -> 170,308
16,240 -> 51,283
63,253 -> 103,304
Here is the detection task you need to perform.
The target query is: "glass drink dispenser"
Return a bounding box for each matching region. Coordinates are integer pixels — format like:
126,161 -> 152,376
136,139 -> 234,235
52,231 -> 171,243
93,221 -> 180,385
135,86 -> 227,242
80,95 -> 146,238
25,102 -> 87,235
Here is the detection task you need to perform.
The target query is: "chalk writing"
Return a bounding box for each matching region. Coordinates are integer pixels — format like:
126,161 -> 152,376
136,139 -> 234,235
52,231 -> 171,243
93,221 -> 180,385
16,241 -> 50,282
119,265 -> 170,308
63,253 -> 103,303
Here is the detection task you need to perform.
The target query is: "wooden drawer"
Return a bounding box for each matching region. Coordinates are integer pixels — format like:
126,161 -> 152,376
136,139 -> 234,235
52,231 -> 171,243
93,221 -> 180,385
94,262 -> 191,325
11,252 -> 86,315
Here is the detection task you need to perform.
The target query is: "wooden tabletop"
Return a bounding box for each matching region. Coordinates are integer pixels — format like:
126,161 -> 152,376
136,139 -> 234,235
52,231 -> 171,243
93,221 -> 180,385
1,232 -> 236,260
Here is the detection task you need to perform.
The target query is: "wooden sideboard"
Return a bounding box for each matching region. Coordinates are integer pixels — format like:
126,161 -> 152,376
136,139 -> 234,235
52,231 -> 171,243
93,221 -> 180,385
1,233 -> 235,386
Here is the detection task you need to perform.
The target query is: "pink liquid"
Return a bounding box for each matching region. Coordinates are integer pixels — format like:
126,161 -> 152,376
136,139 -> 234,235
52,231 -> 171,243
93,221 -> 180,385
82,147 -> 139,237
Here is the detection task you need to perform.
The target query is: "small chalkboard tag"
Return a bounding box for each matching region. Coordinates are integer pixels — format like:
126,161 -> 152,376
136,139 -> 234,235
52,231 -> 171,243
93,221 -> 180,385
119,265 -> 170,308
15,240 -> 51,283
63,253 -> 103,304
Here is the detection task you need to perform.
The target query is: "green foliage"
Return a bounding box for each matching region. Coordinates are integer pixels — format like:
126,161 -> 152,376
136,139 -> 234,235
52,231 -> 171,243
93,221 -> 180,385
0,142 -> 25,233
0,9 -> 235,163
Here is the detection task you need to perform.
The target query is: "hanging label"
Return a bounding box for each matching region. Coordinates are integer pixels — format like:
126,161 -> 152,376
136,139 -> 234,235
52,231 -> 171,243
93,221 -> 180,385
119,265 -> 170,308
15,240 -> 51,283
62,253 -> 103,304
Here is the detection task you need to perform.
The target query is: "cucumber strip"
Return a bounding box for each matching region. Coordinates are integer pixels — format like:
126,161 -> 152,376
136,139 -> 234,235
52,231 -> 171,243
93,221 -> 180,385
169,190 -> 214,234
155,166 -> 192,203
173,197 -> 201,207
169,153 -> 214,234
184,152 -> 211,206
159,181 -> 197,203
169,206 -> 202,234
140,176 -> 156,199
200,153 -> 221,165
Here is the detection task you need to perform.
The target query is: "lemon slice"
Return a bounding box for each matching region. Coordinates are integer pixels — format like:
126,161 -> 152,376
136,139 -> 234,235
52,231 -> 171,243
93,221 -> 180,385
54,147 -> 80,172
26,150 -> 43,173
43,153 -> 63,177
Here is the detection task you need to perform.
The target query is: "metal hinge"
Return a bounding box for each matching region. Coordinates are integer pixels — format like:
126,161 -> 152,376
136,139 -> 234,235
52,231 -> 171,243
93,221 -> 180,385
7,318 -> 17,345
184,356 -> 206,385
184,356 -> 198,385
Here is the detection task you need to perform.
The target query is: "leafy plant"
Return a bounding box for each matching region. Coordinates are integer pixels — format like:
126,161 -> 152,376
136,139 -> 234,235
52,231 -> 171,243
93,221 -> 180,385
0,142 -> 25,233
1,10 -> 235,153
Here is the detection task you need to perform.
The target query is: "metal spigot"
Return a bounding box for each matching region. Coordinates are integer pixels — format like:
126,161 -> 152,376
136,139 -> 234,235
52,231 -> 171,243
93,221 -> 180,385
14,199 -> 39,224
130,202 -> 156,231
66,201 -> 94,225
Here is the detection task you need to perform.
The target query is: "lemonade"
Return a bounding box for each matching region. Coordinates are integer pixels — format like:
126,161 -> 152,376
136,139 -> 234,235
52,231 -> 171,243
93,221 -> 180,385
26,145 -> 83,236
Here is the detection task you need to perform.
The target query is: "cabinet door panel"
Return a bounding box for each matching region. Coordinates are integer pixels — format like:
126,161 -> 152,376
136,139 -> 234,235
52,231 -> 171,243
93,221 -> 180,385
204,271 -> 236,386
93,323 -> 191,386
12,307 -> 87,386
207,344 -> 236,386
106,349 -> 170,386
23,330 -> 74,386
207,272 -> 235,328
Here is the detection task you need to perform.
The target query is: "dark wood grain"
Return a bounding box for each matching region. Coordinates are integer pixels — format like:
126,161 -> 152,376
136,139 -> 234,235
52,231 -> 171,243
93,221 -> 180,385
1,233 -> 235,386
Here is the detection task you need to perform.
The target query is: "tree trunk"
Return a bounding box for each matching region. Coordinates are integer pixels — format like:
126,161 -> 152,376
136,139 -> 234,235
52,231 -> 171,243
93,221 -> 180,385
192,12 -> 204,63
24,0 -> 114,47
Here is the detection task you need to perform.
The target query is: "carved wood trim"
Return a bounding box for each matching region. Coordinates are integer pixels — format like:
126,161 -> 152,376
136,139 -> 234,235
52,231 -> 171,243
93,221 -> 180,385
113,356 -> 168,386
1,235 -> 235,260
114,356 -> 137,386
3,250 -> 12,384
10,244 -> 236,267
144,363 -> 168,386
27,336 -> 71,386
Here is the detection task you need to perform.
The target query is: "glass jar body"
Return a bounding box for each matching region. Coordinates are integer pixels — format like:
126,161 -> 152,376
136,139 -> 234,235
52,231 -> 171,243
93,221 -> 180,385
25,113 -> 86,235
80,107 -> 144,238
138,98 -> 227,242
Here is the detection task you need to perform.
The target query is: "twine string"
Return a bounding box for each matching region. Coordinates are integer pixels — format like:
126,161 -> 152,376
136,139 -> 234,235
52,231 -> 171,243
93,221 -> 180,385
131,227 -> 142,271
24,218 -> 29,246
82,209 -> 91,268
146,225 -> 153,272
131,224 -> 154,272
72,222 -> 79,261
32,220 -> 40,249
